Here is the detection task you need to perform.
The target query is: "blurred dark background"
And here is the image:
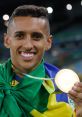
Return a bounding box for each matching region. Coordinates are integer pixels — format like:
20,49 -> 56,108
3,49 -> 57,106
0,0 -> 82,80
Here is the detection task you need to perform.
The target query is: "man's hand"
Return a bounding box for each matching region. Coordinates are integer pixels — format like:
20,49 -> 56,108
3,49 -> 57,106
68,82 -> 82,117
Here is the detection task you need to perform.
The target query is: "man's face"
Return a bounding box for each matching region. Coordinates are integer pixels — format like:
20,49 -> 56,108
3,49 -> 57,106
4,16 -> 52,73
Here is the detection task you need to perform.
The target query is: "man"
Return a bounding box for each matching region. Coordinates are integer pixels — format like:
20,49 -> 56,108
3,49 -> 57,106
1,5 -> 82,117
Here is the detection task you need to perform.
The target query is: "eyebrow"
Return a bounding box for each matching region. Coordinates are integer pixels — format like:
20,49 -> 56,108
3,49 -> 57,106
14,31 -> 26,34
32,32 -> 44,38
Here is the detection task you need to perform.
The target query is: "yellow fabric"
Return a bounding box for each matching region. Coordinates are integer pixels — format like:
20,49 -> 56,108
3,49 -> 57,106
11,80 -> 19,86
11,78 -> 76,117
43,80 -> 55,94
31,93 -> 76,117
30,110 -> 46,117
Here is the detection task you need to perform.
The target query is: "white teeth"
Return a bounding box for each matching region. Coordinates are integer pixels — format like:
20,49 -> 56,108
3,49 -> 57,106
21,52 -> 33,57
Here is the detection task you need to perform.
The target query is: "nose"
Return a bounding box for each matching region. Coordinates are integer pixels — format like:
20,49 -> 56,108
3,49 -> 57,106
23,35 -> 33,49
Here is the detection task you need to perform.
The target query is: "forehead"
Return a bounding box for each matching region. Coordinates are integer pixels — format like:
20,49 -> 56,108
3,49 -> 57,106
8,16 -> 49,34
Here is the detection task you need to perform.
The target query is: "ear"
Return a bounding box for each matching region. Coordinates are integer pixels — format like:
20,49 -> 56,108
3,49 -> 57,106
45,35 -> 52,51
4,33 -> 11,48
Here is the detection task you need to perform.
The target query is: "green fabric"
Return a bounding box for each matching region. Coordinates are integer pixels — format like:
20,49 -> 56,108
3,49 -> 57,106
0,59 -> 49,117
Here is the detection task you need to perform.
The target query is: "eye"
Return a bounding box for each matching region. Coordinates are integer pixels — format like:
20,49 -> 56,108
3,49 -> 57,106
32,32 -> 43,41
14,32 -> 25,40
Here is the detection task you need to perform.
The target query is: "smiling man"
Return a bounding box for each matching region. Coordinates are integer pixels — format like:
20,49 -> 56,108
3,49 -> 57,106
5,8 -> 52,73
0,5 -> 82,117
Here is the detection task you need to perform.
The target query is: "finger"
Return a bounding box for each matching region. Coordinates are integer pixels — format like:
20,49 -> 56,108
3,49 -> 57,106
73,98 -> 82,107
72,85 -> 82,93
69,89 -> 78,97
77,93 -> 82,100
74,82 -> 82,88
68,94 -> 76,101
68,94 -> 82,107
69,89 -> 82,100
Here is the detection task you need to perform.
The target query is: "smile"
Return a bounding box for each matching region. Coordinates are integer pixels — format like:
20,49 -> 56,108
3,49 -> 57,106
20,51 -> 35,60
